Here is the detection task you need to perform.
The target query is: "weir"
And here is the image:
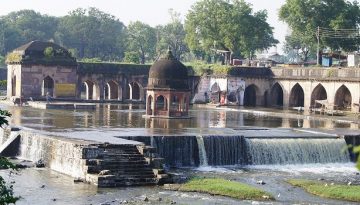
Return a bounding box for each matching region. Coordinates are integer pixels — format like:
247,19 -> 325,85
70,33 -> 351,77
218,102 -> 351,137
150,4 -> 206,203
122,135 -> 350,167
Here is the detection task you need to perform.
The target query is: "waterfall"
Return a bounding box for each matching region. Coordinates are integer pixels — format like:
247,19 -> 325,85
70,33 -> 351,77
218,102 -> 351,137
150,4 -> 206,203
246,138 -> 350,165
196,136 -> 208,166
203,136 -> 248,166
120,136 -> 351,167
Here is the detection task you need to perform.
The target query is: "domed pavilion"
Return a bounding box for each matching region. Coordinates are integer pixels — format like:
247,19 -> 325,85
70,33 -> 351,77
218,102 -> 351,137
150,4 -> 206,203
145,49 -> 190,118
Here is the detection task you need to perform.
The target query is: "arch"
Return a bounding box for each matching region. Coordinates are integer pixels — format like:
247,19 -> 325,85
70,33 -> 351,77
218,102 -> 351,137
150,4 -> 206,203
11,76 -> 16,97
156,95 -> 166,111
289,83 -> 304,107
105,80 -> 119,100
81,80 -> 100,100
311,84 -> 327,108
334,85 -> 352,110
210,83 -> 221,92
244,84 -> 259,106
127,82 -> 143,100
227,91 -> 237,103
42,76 -> 54,96
171,95 -> 180,111
210,82 -> 221,103
270,82 -> 284,107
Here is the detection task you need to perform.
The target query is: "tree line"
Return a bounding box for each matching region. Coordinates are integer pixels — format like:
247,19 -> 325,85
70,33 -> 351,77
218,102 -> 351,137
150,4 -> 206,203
0,0 -> 359,66
0,0 -> 278,65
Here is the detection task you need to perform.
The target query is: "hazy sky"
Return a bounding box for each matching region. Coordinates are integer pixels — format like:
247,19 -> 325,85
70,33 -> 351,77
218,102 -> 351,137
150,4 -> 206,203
0,0 -> 288,52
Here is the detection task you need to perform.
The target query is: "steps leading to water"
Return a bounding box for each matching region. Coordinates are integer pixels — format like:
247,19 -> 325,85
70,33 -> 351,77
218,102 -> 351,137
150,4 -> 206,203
84,144 -> 167,187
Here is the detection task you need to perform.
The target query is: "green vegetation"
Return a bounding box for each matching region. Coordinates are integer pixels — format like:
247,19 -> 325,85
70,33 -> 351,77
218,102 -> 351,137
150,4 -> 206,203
185,0 -> 278,63
0,56 -> 5,66
0,80 -> 6,88
355,146 -> 360,170
178,178 -> 273,201
124,51 -> 140,64
0,109 -> 19,204
288,179 -> 360,202
279,0 -> 360,62
5,53 -> 22,64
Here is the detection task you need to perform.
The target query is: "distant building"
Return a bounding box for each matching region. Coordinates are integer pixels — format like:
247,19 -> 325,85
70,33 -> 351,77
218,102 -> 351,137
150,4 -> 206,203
6,41 -> 77,101
144,49 -> 190,118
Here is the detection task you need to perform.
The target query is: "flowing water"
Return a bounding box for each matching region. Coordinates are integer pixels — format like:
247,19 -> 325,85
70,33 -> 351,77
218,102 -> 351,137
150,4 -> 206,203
0,103 -> 359,204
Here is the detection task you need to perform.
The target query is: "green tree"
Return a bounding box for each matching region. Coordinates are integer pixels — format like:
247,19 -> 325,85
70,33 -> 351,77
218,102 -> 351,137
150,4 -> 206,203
185,0 -> 278,64
126,21 -> 157,64
156,9 -> 188,60
124,51 -> 140,64
279,0 -> 360,62
0,10 -> 58,55
56,7 -> 126,60
0,109 -> 19,205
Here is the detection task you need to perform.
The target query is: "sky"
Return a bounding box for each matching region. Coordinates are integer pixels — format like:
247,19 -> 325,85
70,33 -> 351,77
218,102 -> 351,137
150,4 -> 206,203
0,0 -> 288,53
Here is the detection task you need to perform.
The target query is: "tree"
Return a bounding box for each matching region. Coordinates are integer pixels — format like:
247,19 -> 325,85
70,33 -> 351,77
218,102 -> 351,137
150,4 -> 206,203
0,10 -> 58,55
156,9 -> 188,60
56,7 -> 126,60
0,109 -> 19,205
126,21 -> 157,64
124,51 -> 140,64
279,0 -> 360,62
185,0 -> 278,64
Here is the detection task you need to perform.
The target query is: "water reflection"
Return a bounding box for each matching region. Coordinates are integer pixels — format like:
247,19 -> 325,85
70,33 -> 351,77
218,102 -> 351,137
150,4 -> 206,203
1,104 -> 359,132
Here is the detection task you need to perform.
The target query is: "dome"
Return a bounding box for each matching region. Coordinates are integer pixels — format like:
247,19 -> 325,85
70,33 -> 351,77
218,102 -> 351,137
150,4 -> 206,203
148,50 -> 189,90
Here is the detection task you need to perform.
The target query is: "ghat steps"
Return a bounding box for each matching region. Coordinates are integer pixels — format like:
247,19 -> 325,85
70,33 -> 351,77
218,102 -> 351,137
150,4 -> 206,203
85,144 -> 166,187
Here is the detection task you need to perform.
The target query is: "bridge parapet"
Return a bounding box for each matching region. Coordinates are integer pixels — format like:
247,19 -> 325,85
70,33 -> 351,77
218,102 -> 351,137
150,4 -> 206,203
271,67 -> 360,81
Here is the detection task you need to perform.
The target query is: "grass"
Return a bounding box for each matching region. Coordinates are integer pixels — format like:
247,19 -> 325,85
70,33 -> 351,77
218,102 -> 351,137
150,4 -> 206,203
177,178 -> 273,201
288,179 -> 360,202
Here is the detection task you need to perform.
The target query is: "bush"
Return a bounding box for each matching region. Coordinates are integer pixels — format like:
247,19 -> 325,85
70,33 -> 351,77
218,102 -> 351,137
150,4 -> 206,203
124,51 -> 140,64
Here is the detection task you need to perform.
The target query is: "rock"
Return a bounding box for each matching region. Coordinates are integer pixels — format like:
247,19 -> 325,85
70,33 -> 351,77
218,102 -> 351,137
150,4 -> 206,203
73,178 -> 84,183
256,180 -> 266,185
262,195 -> 270,200
143,196 -> 149,202
348,182 -> 352,186
317,178 -> 325,181
35,159 -> 45,168
121,200 -> 128,204
330,182 -> 334,186
158,197 -> 162,202
170,200 -> 176,204
52,198 -> 56,201
98,170 -> 111,176
40,185 -> 45,188
356,172 -> 359,175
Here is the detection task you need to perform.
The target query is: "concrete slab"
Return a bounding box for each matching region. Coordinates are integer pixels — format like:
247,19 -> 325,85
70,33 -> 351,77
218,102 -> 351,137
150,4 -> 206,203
28,101 -> 96,110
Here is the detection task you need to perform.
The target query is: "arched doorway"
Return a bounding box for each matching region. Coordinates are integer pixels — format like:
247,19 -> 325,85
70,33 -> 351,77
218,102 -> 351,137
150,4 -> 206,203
42,76 -> 54,96
311,84 -> 327,108
289,83 -> 304,107
156,95 -> 166,111
127,82 -> 142,100
210,83 -> 221,103
334,85 -> 352,110
11,76 -> 16,96
105,80 -> 119,100
270,83 -> 284,107
244,84 -> 258,106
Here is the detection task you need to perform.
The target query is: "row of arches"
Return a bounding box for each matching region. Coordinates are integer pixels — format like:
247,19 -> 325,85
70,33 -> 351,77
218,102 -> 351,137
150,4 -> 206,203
267,83 -> 352,110
80,80 -> 143,101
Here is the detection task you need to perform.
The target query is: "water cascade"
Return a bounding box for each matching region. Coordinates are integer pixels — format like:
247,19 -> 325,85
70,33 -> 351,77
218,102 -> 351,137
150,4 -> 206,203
120,136 -> 350,167
246,138 -> 350,165
196,136 -> 208,166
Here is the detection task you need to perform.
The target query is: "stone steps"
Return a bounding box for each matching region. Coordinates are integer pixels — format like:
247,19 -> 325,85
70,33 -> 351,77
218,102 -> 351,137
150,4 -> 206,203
85,144 -> 161,187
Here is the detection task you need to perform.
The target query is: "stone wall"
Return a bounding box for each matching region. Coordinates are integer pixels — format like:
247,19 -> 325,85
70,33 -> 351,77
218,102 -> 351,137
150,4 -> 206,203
0,129 -> 97,179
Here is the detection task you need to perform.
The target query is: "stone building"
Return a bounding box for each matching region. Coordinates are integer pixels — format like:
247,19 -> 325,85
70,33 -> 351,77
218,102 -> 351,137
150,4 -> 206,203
144,49 -> 190,118
6,41 -> 77,101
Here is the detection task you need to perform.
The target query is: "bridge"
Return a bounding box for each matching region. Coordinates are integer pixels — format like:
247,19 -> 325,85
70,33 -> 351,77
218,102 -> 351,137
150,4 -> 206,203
194,67 -> 360,113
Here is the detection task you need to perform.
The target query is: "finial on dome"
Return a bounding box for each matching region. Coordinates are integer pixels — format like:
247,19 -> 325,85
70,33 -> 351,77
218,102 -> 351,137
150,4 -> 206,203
162,46 -> 176,60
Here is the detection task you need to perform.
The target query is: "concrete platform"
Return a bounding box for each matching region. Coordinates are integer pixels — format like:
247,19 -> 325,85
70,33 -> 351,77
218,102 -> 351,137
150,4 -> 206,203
28,101 -> 96,110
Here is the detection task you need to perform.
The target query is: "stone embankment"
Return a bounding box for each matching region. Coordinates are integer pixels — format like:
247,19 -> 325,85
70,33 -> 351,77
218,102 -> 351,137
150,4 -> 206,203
0,128 -> 167,187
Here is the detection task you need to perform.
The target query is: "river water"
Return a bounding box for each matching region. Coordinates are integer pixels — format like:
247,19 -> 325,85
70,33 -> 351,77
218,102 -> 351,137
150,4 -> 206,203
0,103 -> 359,204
